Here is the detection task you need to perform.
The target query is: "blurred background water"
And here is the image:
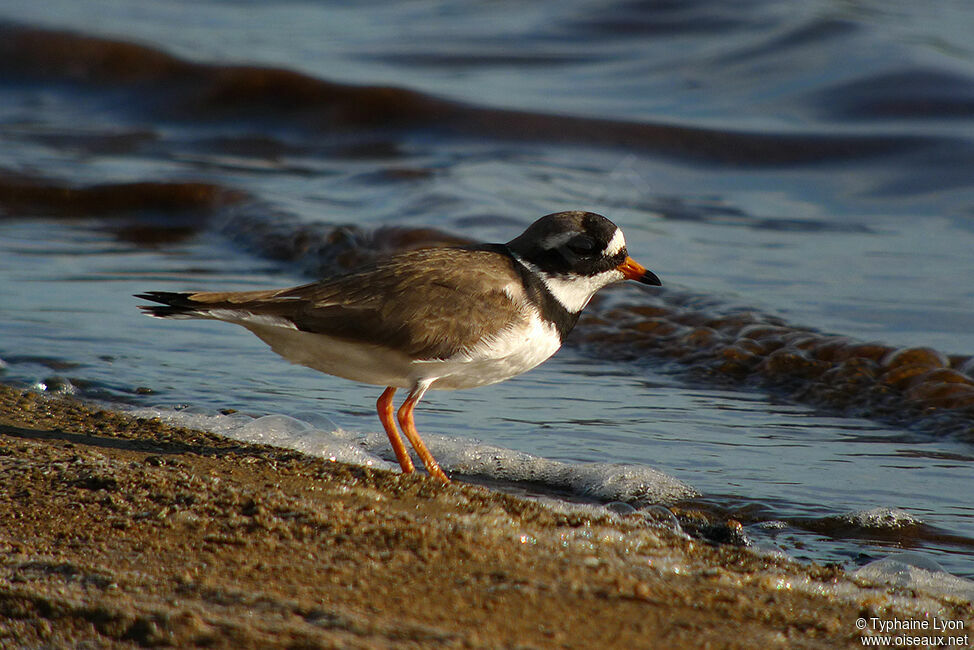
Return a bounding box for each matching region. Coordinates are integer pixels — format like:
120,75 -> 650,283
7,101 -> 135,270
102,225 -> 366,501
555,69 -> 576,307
1,0 -> 972,579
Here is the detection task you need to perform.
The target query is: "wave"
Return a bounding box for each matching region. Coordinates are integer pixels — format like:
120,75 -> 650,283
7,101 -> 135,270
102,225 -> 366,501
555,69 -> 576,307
811,68 -> 974,121
0,23 -> 959,167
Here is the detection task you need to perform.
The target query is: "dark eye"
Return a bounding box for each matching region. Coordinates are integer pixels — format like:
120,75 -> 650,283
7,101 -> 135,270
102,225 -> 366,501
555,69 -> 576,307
566,235 -> 598,255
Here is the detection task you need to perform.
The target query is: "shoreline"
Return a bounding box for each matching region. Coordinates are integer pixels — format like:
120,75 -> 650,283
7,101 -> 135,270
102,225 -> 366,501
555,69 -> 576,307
0,384 -> 970,648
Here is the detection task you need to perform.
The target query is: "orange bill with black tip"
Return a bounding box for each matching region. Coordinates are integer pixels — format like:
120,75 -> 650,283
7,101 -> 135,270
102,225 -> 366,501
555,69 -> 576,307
617,256 -> 661,286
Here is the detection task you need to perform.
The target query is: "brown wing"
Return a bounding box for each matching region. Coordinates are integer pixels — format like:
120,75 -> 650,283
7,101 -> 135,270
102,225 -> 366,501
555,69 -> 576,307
153,247 -> 527,360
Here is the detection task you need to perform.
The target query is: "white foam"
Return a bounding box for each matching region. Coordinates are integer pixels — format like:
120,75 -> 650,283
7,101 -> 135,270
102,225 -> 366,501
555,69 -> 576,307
129,407 -> 391,469
234,415 -> 385,467
854,552 -> 974,602
127,407 -> 696,504
839,507 -> 923,530
360,432 -> 697,504
33,376 -> 78,395
639,504 -> 689,537
750,540 -> 791,561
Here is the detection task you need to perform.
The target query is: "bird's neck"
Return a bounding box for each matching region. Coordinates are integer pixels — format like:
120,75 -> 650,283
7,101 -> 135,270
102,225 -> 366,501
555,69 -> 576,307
492,244 -> 582,341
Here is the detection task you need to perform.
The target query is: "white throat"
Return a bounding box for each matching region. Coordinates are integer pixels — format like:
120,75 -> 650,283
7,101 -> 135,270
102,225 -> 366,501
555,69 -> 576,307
512,255 -> 623,313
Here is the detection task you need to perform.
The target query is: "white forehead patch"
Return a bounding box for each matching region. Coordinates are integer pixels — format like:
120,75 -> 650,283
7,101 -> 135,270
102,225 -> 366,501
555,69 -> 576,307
605,228 -> 626,257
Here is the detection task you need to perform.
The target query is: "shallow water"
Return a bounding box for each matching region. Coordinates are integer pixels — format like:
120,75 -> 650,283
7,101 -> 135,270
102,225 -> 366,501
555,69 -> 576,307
1,1 -> 973,581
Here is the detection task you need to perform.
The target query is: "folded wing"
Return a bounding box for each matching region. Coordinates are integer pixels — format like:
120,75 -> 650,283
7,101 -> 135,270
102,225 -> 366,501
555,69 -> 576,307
137,247 -> 527,361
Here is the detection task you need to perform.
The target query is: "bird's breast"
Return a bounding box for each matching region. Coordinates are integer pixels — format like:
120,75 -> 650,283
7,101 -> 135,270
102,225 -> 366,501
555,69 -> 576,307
415,307 -> 563,391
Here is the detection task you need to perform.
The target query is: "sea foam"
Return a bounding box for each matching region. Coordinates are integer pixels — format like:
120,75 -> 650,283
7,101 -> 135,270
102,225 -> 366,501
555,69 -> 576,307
129,406 -> 696,504
854,552 -> 974,602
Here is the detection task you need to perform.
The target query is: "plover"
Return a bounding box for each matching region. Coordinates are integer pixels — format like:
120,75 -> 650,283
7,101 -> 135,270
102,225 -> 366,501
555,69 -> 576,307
137,211 -> 660,483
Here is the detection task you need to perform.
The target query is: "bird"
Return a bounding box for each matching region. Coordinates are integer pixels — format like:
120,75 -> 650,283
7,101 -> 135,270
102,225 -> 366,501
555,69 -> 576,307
136,211 -> 660,483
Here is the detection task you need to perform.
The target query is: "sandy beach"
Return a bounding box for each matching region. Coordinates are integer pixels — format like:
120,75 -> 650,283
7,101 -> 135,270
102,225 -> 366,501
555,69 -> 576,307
0,384 -> 969,648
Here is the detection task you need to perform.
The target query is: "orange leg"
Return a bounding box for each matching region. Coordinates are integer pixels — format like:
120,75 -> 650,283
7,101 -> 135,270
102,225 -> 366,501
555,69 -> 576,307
376,387 -> 415,474
397,387 -> 450,484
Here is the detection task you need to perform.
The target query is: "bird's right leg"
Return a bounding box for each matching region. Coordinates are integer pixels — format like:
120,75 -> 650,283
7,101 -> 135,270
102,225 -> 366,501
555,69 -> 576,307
377,387 -> 415,474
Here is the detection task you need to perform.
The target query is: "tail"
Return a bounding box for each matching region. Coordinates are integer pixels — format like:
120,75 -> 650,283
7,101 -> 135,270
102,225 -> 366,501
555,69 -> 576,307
135,291 -> 204,319
135,288 -> 294,325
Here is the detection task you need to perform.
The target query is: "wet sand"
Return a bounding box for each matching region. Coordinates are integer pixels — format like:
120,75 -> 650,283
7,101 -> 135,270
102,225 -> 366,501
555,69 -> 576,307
0,384 -> 969,648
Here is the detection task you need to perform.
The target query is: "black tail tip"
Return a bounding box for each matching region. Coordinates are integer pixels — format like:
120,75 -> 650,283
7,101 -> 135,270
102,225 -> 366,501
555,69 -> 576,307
135,291 -> 195,318
135,291 -> 179,303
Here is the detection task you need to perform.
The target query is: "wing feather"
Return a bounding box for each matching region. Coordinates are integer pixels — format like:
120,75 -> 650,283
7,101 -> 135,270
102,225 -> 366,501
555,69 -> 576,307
142,247 -> 527,360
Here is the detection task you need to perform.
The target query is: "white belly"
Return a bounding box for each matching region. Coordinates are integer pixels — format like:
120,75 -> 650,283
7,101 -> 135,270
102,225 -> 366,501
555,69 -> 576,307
243,309 -> 562,391
419,312 -> 562,390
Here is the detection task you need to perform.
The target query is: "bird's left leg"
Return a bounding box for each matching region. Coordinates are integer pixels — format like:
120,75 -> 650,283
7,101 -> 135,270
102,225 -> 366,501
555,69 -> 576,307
396,380 -> 449,483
